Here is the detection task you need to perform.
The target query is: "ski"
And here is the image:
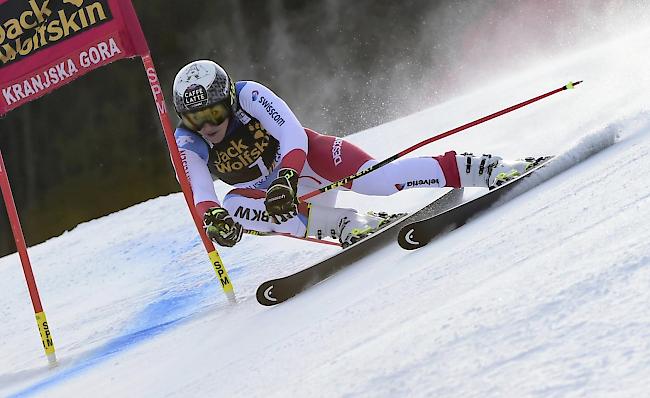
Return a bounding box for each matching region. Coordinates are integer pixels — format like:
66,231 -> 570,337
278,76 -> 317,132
256,188 -> 465,306
398,157 -> 553,250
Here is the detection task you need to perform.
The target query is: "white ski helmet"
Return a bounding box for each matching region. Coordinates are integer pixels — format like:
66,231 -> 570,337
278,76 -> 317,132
172,60 -> 236,129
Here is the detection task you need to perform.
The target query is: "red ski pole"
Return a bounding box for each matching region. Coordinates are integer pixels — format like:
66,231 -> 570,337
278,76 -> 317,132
299,81 -> 582,202
244,228 -> 342,246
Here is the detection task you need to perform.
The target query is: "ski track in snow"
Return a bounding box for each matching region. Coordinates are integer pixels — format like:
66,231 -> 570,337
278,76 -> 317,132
2,27 -> 650,398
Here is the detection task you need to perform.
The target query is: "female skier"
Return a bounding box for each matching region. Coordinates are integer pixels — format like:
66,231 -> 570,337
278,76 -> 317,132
172,60 -> 531,247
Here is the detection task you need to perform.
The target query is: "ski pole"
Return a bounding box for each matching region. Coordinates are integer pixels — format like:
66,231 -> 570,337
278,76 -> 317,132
244,229 -> 341,247
299,81 -> 582,202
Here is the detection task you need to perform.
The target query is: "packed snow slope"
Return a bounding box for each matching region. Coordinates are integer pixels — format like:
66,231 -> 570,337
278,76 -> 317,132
2,28 -> 650,398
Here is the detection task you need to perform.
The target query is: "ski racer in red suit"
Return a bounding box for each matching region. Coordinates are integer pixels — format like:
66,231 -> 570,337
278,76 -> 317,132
172,60 -> 531,247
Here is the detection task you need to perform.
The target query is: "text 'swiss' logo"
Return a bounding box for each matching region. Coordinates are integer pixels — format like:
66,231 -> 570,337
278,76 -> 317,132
0,0 -> 113,67
175,135 -> 194,147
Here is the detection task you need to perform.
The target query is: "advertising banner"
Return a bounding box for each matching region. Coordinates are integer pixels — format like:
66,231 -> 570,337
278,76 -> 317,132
0,0 -> 148,115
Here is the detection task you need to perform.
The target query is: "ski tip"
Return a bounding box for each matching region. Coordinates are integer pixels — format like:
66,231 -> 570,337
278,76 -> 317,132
256,283 -> 280,306
566,80 -> 583,89
397,226 -> 426,250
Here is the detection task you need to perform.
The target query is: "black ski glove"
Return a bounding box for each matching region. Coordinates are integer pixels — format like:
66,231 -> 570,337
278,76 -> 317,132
264,168 -> 299,218
203,207 -> 243,247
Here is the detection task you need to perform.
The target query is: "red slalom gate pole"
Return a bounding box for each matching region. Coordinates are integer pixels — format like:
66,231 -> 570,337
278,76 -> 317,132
141,54 -> 236,303
299,81 -> 583,202
0,149 -> 57,366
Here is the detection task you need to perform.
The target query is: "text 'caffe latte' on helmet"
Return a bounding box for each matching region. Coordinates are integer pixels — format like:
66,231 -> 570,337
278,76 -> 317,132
172,60 -> 237,131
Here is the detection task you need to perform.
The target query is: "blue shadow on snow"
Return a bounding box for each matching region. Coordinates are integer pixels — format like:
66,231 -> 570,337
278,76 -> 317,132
9,280 -> 222,397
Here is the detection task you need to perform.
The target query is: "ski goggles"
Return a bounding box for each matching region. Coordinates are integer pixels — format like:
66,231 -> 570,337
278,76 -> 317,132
180,102 -> 232,131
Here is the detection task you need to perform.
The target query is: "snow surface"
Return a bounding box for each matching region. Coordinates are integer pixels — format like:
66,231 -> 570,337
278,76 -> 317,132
2,28 -> 650,398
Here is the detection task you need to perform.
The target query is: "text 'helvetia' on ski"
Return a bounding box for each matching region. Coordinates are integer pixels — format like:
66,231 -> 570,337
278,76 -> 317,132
256,156 -> 566,306
398,156 -> 553,250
